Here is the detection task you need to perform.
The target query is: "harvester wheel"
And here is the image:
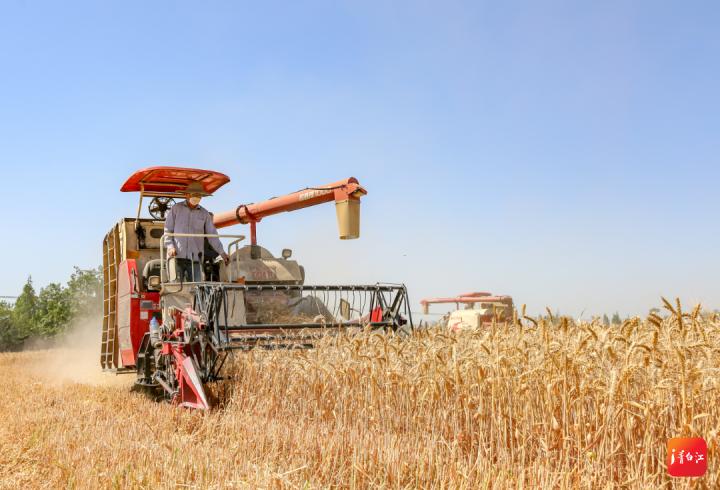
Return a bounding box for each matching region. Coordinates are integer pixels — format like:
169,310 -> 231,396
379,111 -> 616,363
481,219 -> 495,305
135,333 -> 158,388
152,353 -> 179,403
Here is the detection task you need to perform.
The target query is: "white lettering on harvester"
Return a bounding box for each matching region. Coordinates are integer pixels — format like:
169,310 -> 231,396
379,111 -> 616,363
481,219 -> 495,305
298,189 -> 332,201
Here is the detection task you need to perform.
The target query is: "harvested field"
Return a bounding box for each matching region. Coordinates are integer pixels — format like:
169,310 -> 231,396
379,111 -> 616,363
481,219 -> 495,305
0,301 -> 718,488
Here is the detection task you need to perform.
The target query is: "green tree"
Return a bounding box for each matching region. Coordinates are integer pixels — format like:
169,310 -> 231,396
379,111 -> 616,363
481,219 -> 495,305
611,312 -> 622,325
35,283 -> 72,337
13,277 -> 38,338
1,267 -> 103,349
602,314 -> 610,326
67,266 -> 103,318
0,301 -> 22,350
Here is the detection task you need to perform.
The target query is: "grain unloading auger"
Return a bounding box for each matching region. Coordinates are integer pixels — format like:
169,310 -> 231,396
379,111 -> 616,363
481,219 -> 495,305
101,166 -> 412,409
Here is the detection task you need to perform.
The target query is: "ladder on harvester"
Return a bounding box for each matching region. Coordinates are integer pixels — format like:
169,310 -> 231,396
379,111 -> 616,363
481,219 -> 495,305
101,226 -> 120,370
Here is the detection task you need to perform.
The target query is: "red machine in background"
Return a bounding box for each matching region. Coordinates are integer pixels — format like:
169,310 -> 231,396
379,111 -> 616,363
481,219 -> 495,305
102,166 -> 412,409
420,292 -> 514,330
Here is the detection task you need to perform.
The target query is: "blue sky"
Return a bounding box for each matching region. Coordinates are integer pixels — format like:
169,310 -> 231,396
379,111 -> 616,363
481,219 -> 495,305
1,1 -> 718,317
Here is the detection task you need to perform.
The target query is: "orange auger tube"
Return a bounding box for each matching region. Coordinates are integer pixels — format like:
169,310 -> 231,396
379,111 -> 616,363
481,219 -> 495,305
212,177 -> 367,243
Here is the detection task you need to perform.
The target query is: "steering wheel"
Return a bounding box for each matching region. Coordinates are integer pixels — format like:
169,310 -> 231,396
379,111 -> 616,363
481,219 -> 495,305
148,197 -> 176,220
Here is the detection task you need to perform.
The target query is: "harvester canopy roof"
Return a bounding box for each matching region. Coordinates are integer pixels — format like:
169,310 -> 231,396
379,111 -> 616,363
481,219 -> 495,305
121,166 -> 231,197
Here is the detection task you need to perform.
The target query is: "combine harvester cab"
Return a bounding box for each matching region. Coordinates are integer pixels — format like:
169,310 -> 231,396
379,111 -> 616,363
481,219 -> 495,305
420,292 -> 514,330
101,166 -> 413,409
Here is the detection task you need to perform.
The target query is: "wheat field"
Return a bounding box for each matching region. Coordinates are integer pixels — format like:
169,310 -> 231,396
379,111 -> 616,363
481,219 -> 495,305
0,299 -> 718,488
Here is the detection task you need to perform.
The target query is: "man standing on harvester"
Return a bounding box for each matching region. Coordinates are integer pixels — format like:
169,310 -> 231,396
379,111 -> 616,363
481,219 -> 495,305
164,181 -> 229,282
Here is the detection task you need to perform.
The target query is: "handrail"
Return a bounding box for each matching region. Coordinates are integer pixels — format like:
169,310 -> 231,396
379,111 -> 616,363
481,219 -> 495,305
160,233 -> 245,284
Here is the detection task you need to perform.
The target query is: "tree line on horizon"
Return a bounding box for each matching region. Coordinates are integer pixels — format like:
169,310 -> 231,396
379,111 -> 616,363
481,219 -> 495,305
0,267 -> 102,351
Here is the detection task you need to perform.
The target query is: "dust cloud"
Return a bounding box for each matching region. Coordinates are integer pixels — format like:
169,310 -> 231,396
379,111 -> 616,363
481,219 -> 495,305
25,315 -> 132,387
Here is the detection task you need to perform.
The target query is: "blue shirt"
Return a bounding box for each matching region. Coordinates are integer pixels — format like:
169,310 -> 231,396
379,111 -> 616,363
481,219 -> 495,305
163,201 -> 226,260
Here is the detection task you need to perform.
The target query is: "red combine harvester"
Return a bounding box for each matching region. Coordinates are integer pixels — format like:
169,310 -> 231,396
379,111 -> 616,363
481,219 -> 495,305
101,166 -> 412,409
420,292 -> 514,330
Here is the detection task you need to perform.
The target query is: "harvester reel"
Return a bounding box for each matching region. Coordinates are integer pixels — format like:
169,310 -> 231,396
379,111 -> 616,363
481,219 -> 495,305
148,197 -> 176,220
